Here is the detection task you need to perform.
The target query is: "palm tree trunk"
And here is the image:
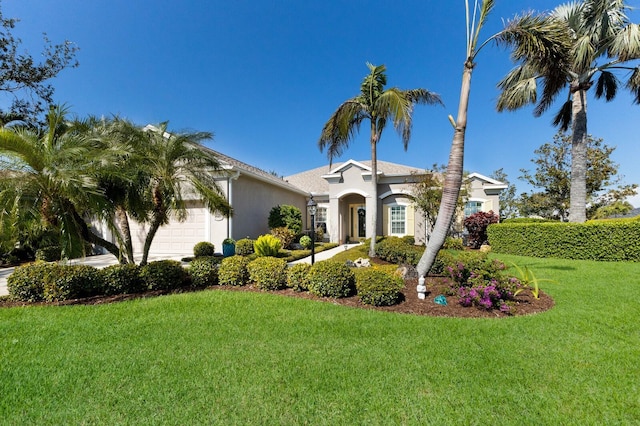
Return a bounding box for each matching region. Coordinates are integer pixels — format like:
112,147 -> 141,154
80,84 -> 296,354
416,62 -> 473,277
70,207 -> 125,263
140,213 -> 163,266
569,85 -> 588,223
369,121 -> 379,257
116,206 -> 135,263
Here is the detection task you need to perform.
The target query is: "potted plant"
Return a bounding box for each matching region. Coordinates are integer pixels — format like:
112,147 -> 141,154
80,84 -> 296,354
222,238 -> 236,257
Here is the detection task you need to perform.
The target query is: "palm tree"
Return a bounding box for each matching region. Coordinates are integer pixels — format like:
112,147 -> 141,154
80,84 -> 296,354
496,0 -> 640,222
134,122 -> 232,265
318,63 -> 443,257
416,0 -> 571,277
0,105 -> 124,259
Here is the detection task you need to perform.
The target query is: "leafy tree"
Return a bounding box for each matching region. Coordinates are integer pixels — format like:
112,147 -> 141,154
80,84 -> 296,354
464,210 -> 499,248
490,168 -> 519,220
411,164 -> 467,241
319,62 -> 442,257
0,105 -> 122,259
268,204 -> 302,234
497,0 -> 640,222
416,0 -> 570,277
0,4 -> 79,124
518,131 -> 637,220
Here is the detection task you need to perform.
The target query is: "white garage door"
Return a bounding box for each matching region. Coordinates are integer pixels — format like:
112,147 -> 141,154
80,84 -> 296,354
128,202 -> 208,256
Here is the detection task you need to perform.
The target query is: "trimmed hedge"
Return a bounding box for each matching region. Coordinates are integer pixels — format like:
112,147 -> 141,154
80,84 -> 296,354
487,218 -> 640,261
193,241 -> 216,257
43,264 -> 104,301
189,256 -> 222,288
7,262 -> 58,302
354,268 -> 404,306
248,257 -> 287,290
101,264 -> 146,295
140,260 -> 188,291
218,255 -> 250,286
308,261 -> 356,298
286,263 -> 311,291
235,238 -> 254,256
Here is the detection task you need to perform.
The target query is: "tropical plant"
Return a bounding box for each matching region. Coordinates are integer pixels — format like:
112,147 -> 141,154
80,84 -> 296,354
268,205 -> 302,234
416,0 -> 571,278
0,105 -> 124,259
496,0 -> 640,223
253,234 -> 282,257
319,62 -> 442,257
464,210 -> 499,248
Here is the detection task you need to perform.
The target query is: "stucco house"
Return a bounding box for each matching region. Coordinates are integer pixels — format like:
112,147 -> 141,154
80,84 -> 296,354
110,149 -> 506,256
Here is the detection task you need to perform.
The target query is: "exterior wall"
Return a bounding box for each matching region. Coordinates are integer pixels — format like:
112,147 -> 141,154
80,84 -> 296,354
230,174 -> 307,241
466,178 -> 501,218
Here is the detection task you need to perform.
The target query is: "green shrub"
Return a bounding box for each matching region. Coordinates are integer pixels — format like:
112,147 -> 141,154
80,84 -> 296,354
6,262 -> 58,302
101,264 -> 146,295
286,263 -> 311,291
254,234 -> 282,257
235,238 -> 255,256
189,256 -> 221,288
44,264 -> 105,301
193,241 -> 216,257
443,237 -> 464,250
299,235 -> 312,249
35,246 -> 61,262
464,211 -> 499,248
270,227 -> 296,249
401,235 -> 415,246
218,255 -> 250,286
268,204 -> 303,234
308,261 -> 355,298
501,217 -> 555,223
140,260 -> 188,291
374,237 -> 423,265
354,268 -> 404,306
487,218 -> 640,261
248,257 -> 287,290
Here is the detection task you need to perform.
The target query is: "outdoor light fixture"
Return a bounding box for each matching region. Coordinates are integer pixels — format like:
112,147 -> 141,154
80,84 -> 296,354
307,195 -> 317,265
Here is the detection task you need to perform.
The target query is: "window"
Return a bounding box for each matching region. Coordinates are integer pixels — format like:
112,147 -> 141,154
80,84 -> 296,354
464,201 -> 483,217
316,207 -> 327,234
390,206 -> 406,235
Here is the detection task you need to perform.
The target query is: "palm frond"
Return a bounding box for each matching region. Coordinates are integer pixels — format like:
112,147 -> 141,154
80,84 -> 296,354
552,99 -> 573,131
595,70 -> 619,100
625,66 -> 640,104
404,88 -> 444,107
0,128 -> 44,171
609,23 -> 640,61
572,34 -> 596,72
552,2 -> 583,33
318,99 -> 367,162
497,75 -> 538,112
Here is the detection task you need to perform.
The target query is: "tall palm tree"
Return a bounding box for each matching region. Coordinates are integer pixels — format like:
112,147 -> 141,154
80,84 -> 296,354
416,0 -> 571,277
0,105 -> 124,259
318,63 -> 443,257
496,0 -> 640,222
135,123 -> 232,265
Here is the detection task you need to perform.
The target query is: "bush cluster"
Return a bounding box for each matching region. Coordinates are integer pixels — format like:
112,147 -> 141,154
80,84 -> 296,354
193,241 -> 216,257
487,218 -> 640,261
140,260 -> 188,291
374,237 -> 423,265
464,211 -> 499,248
218,255 -> 250,286
268,205 -> 303,234
354,268 -> 404,306
7,262 -> 58,302
43,264 -> 104,302
308,261 -> 355,298
286,263 -> 311,291
235,238 -> 254,256
101,264 -> 146,295
443,237 -> 464,250
270,227 -> 296,249
248,257 -> 287,290
35,246 -> 62,262
254,234 -> 282,257
189,256 -> 221,288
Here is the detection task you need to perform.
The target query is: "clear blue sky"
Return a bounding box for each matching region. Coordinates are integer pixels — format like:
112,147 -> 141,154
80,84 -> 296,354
5,0 -> 640,206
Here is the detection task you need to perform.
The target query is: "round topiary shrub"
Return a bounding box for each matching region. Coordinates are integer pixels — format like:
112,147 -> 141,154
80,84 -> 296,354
140,260 -> 188,291
235,238 -> 254,256
101,263 -> 146,295
308,261 -> 356,298
189,256 -> 221,288
193,241 -> 216,257
355,268 -> 404,306
248,257 -> 287,290
35,246 -> 61,262
299,235 -> 312,249
254,234 -> 282,257
218,255 -> 250,286
43,264 -> 105,301
6,262 -> 58,302
286,263 -> 311,291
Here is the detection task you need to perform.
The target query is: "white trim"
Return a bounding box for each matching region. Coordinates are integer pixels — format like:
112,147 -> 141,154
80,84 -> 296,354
466,172 -> 508,190
335,188 -> 370,198
388,205 -> 407,236
328,159 -> 371,174
379,188 -> 413,199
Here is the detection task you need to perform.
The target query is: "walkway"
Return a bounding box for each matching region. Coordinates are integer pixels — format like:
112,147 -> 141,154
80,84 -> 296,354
0,244 -> 362,297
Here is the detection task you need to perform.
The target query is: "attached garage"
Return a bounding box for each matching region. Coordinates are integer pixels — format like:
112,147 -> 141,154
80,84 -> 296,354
128,201 -> 208,256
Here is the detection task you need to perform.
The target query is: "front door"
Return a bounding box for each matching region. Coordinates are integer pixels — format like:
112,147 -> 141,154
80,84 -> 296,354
349,204 -> 366,239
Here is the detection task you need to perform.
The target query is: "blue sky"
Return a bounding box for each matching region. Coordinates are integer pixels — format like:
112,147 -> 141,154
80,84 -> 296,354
4,0 -> 640,206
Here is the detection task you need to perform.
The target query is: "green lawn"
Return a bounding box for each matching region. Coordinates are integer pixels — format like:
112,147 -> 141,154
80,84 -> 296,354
1,254 -> 639,424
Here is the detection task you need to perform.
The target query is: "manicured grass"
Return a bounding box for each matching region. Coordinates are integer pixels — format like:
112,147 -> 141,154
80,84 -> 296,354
1,254 -> 639,424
